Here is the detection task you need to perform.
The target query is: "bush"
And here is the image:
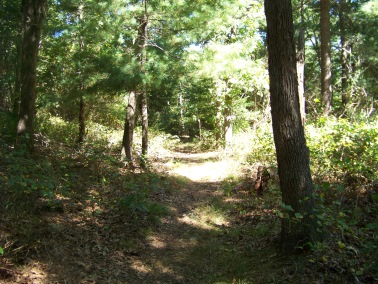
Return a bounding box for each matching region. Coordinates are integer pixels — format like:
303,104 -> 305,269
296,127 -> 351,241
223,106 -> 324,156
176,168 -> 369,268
306,116 -> 378,183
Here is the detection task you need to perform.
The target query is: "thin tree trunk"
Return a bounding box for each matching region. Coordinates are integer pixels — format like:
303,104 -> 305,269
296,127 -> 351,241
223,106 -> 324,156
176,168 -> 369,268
224,93 -> 233,148
121,91 -> 137,162
197,114 -> 202,140
77,95 -> 85,143
13,43 -> 21,115
178,89 -> 186,135
16,0 -> 47,152
215,98 -> 222,141
76,4 -> 85,144
339,0 -> 348,108
264,0 -> 316,252
320,0 -> 332,115
139,1 -> 148,168
141,13 -> 148,164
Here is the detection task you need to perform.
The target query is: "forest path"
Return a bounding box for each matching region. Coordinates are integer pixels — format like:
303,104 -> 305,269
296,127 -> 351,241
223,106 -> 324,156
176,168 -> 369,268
97,148 -> 267,284
132,150 -> 242,283
2,148 -> 283,284
163,150 -> 232,182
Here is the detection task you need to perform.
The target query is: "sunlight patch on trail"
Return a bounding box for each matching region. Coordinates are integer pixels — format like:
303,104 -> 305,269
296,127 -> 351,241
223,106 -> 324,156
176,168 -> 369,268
170,160 -> 232,182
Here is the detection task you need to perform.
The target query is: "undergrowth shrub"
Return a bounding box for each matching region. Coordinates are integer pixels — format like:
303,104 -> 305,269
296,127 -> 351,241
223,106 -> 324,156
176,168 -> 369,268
306,116 -> 377,183
308,181 -> 378,282
303,116 -> 378,282
117,172 -> 171,221
36,111 -> 78,145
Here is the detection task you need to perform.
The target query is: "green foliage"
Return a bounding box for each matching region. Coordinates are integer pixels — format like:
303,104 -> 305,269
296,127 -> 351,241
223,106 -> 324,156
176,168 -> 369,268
222,175 -> 239,197
36,111 -> 78,145
244,120 -> 276,166
0,246 -> 4,256
118,192 -> 169,217
117,171 -> 171,221
307,116 -> 378,182
5,150 -> 55,193
307,180 -> 378,282
0,111 -> 18,143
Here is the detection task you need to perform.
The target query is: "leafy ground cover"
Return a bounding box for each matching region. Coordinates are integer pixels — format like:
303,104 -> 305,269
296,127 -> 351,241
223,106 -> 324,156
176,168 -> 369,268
0,112 -> 377,283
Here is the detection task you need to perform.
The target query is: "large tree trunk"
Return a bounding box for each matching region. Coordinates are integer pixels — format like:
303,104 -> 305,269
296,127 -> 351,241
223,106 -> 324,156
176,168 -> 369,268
264,0 -> 316,252
17,0 -> 47,152
320,0 -> 332,115
121,91 -> 137,162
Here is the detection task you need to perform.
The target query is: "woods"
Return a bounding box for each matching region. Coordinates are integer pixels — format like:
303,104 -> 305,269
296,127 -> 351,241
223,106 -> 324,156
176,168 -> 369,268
0,0 -> 377,283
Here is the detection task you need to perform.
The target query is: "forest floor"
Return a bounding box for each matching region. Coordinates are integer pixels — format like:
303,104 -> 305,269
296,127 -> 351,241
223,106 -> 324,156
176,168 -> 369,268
0,143 -> 334,283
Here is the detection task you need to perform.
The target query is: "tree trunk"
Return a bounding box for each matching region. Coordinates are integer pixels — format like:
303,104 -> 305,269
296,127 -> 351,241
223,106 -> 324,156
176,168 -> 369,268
215,98 -> 222,141
197,114 -> 202,140
76,4 -> 85,144
77,95 -> 85,143
320,0 -> 332,115
264,0 -> 316,252
339,0 -> 349,108
139,2 -> 148,168
223,93 -> 233,148
297,28 -> 306,125
178,86 -> 186,135
121,91 -> 137,162
16,0 -> 47,152
13,43 -> 21,115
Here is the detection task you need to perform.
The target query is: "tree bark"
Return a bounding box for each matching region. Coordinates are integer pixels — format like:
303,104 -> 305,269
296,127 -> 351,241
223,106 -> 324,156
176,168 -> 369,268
178,86 -> 186,135
121,91 -> 137,162
139,2 -> 148,168
223,93 -> 233,148
264,0 -> 316,252
16,0 -> 47,152
339,0 -> 349,108
13,43 -> 22,115
215,98 -> 222,141
77,95 -> 85,143
76,4 -> 85,144
320,0 -> 332,115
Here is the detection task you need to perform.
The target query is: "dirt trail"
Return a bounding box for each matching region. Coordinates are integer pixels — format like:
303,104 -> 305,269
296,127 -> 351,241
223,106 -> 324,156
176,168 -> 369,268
2,150 -> 282,284
129,151 -> 237,283
165,151 -> 233,182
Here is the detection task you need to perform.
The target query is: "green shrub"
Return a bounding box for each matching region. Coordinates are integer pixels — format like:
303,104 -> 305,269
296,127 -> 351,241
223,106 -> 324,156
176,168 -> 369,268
306,117 -> 377,183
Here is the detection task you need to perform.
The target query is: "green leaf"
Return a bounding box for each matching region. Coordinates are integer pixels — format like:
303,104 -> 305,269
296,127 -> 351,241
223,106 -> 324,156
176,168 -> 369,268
0,247 -> 4,256
322,182 -> 331,190
372,194 -> 378,204
295,212 -> 303,219
338,241 -> 346,249
280,202 -> 294,212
